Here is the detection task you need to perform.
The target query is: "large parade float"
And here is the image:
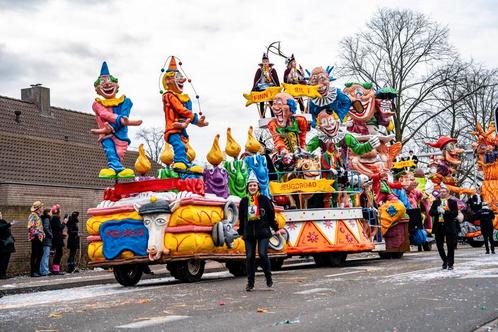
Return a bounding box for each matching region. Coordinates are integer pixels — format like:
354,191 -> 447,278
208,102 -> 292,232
85,48 -> 490,286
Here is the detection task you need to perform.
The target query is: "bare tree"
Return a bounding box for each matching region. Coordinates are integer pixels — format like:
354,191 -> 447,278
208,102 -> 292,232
135,127 -> 165,163
338,8 -> 486,144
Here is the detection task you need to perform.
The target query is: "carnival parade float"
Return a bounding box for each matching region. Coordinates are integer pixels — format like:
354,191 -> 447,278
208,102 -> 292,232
86,46 -> 484,286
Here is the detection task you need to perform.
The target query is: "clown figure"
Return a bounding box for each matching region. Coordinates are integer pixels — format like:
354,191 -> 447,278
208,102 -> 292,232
162,56 -> 208,173
267,93 -> 308,157
308,66 -> 351,127
91,61 -> 142,178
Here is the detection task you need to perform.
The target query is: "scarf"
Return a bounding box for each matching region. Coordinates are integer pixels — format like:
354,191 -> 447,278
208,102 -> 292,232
248,193 -> 260,221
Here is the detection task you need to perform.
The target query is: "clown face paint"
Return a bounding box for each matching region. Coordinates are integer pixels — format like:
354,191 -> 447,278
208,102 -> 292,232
95,75 -> 119,99
165,71 -> 187,94
317,110 -> 339,138
272,96 -> 292,128
309,69 -> 330,96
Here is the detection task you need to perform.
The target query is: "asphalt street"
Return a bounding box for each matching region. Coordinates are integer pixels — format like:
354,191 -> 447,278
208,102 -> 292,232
1,246 -> 497,332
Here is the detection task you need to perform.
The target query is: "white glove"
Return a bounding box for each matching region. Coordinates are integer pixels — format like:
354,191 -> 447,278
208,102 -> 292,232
437,207 -> 445,215
368,136 -> 381,149
345,120 -> 354,128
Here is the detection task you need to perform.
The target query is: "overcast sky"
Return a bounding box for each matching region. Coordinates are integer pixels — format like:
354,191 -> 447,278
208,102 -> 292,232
1,0 -> 497,159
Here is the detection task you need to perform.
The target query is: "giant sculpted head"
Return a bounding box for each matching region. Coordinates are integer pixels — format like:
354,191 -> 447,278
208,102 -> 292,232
162,56 -> 187,94
343,82 -> 376,123
138,200 -> 172,261
272,92 -> 297,128
309,67 -> 330,97
94,61 -> 119,100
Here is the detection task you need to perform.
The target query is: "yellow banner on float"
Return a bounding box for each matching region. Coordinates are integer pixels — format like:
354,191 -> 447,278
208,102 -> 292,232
270,178 -> 335,194
282,83 -> 322,98
243,86 -> 282,107
392,160 -> 416,169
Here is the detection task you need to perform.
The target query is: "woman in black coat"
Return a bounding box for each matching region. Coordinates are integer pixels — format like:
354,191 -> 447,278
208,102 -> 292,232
66,211 -> 80,273
238,173 -> 279,291
0,212 -> 16,279
430,186 -> 459,270
49,205 -> 65,275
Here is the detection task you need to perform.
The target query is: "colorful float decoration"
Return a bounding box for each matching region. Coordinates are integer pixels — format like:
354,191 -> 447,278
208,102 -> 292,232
86,58 -> 287,286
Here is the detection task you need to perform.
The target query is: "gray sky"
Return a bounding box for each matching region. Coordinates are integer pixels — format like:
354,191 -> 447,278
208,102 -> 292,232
1,0 -> 497,158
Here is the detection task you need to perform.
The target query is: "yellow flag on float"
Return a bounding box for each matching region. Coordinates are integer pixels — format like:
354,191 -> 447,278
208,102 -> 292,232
282,83 -> 322,98
392,160 -> 416,169
270,178 -> 335,195
243,86 -> 282,107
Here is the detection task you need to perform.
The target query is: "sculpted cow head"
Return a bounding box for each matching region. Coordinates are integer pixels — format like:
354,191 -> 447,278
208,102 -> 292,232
138,200 -> 173,261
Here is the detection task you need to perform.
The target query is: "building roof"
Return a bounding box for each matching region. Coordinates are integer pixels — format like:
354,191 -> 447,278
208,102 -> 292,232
0,94 -> 159,189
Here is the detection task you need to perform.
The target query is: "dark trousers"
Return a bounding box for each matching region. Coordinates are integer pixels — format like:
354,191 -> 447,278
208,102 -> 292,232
0,252 -> 11,277
482,229 -> 495,253
245,238 -> 271,286
67,248 -> 77,272
435,232 -> 456,267
52,246 -> 63,265
30,239 -> 43,275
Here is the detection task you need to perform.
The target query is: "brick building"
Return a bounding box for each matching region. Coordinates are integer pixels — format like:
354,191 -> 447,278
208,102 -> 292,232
0,85 -> 154,273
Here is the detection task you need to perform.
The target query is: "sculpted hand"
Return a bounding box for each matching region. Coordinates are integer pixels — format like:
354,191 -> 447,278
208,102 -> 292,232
120,117 -> 142,126
172,118 -> 191,129
91,123 -> 113,135
196,115 -> 209,127
368,135 -> 381,149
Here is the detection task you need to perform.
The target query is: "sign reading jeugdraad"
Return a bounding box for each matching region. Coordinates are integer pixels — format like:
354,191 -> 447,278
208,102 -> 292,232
100,219 -> 149,259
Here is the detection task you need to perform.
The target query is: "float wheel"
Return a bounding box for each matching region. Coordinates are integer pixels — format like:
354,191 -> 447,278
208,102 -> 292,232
169,260 -> 205,283
226,261 -> 247,277
270,258 -> 285,271
468,238 -> 485,248
113,264 -> 143,287
390,252 -> 404,259
313,254 -> 329,267
328,253 -> 347,267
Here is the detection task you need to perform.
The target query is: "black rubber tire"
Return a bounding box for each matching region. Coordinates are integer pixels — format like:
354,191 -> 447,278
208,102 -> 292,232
468,238 -> 485,248
113,264 -> 143,287
390,252 -> 404,259
422,242 -> 432,251
226,261 -> 247,277
378,252 -> 392,259
313,254 -> 329,267
270,258 -> 285,271
169,260 -> 205,283
328,253 -> 347,267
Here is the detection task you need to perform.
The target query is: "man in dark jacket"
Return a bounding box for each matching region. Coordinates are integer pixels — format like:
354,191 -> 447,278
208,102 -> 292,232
473,203 -> 496,254
0,212 -> 16,279
238,172 -> 279,291
66,211 -> 80,273
430,186 -> 459,270
50,205 -> 65,275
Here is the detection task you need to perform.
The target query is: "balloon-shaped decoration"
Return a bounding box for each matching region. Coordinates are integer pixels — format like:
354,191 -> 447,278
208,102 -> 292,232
207,134 -> 224,167
186,141 -> 196,162
245,126 -> 261,154
135,144 -> 152,175
160,143 -> 174,165
225,128 -> 241,160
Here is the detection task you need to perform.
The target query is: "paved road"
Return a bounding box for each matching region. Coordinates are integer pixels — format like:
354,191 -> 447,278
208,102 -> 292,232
1,246 -> 497,332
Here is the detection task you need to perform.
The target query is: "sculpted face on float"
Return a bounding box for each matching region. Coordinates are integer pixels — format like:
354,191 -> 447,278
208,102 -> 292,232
309,67 -> 330,96
317,110 -> 339,138
272,95 -> 292,128
142,212 -> 171,261
343,83 -> 376,122
165,71 -> 187,94
95,75 -> 119,99
443,142 -> 464,166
